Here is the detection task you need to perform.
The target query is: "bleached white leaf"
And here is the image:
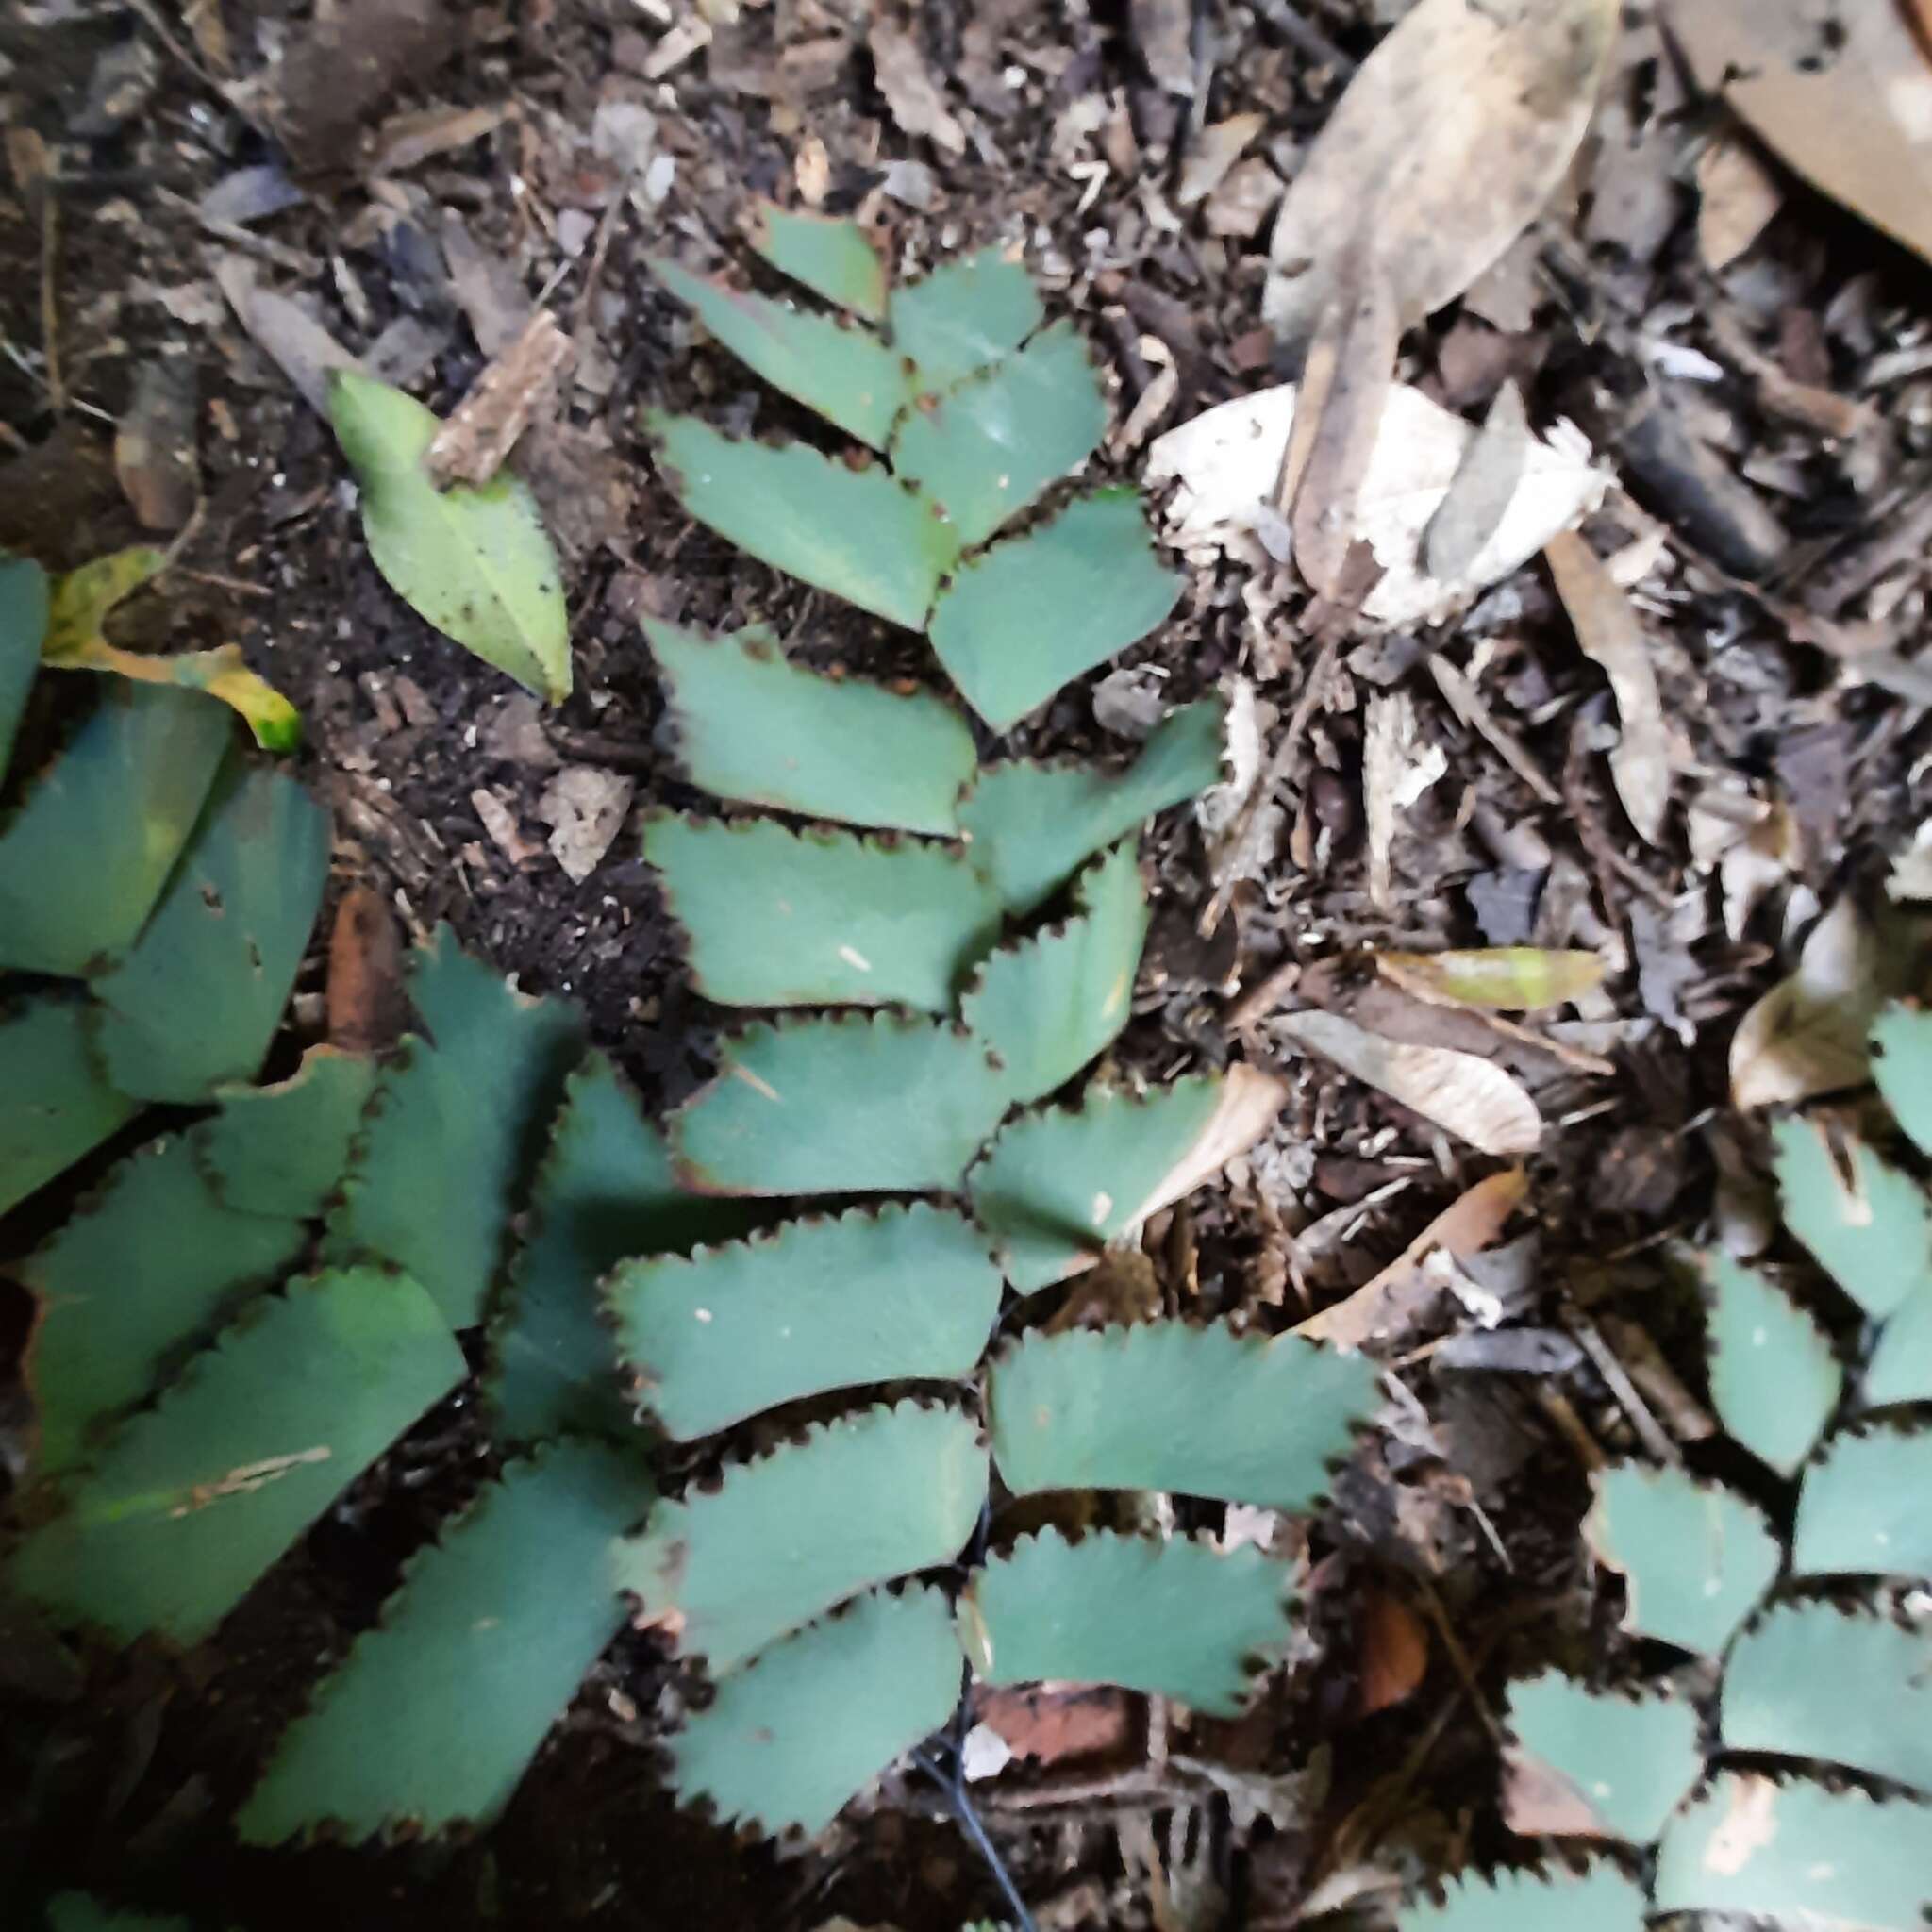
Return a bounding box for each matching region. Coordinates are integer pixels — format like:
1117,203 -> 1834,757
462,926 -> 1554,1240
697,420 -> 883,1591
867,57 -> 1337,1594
1145,383 -> 1607,626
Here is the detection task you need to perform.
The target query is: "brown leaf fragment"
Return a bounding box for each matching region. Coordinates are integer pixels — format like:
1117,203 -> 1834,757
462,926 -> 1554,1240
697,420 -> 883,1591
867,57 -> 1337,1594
1131,0 -> 1196,97
1204,159 -> 1283,241
424,311 -> 575,490
535,766 -> 634,884
1281,1009 -> 1542,1157
1696,129 -> 1783,271
975,1685 -> 1134,1767
1295,1167 -> 1528,1349
1544,531 -> 1671,848
1424,380 -> 1530,584
1264,0 -> 1617,353
1357,1589 -> 1429,1717
868,15 -> 966,157
1665,0 -> 1932,269
115,355 -> 200,531
327,883 -> 408,1056
441,213 -> 534,359
472,787 -> 543,866
1177,113 -> 1264,208
369,103 -> 508,177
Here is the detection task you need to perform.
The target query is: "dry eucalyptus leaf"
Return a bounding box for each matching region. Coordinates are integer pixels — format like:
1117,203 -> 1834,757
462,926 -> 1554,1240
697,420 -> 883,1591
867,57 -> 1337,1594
1376,948 -> 1606,1012
1127,1064 -> 1290,1227
1296,1166 -> 1528,1349
1729,895 -> 1893,1110
1665,0 -> 1932,269
1263,0 -> 1618,353
1278,1009 -> 1543,1156
1545,531 -> 1671,848
1147,382 -> 1607,626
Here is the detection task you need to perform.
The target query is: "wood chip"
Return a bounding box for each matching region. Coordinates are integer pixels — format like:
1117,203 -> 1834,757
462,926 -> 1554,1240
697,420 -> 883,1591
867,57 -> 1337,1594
1544,531 -> 1671,847
114,354 -> 199,530
1278,1009 -> 1543,1157
1696,129 -> 1783,271
425,310 -> 575,489
370,103 -> 508,176
867,15 -> 966,156
327,882 -> 408,1054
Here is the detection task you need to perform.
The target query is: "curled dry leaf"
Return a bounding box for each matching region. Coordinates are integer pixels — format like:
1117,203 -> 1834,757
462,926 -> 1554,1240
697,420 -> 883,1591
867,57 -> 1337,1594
1278,1009 -> 1542,1157
1130,1064 -> 1290,1227
1376,947 -> 1605,1012
1357,1589 -> 1429,1718
1545,531 -> 1671,848
1264,0 -> 1617,352
1729,895 -> 1899,1110
1665,0 -> 1932,269
1296,1166 -> 1528,1349
1147,383 -> 1606,627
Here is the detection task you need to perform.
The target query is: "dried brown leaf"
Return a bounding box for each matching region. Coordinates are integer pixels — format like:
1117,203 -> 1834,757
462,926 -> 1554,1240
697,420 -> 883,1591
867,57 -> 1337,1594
1264,0 -> 1618,352
1696,130 -> 1783,271
1295,1167 -> 1528,1349
1729,895 -> 1889,1110
868,16 -> 966,157
1278,1009 -> 1542,1156
1666,0 -> 1932,268
1424,380 -> 1530,584
1357,1589 -> 1429,1717
1545,531 -> 1671,848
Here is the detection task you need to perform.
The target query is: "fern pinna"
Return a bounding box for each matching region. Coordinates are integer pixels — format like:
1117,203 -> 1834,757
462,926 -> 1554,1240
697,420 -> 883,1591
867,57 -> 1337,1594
1405,1007 -> 1932,1932
4,212 -> 1377,1854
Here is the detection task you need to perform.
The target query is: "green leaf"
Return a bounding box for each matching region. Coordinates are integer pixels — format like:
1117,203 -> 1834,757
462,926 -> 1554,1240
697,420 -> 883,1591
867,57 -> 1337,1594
44,1898 -> 196,1932
617,1401 -> 986,1672
1865,1285 -> 1932,1408
1583,1463 -> 1780,1657
1502,1673 -> 1702,1843
1398,1866 -> 1649,1932
1724,1602 -> 1932,1795
969,1072 -> 1284,1292
331,371 -> 570,703
0,683 -> 231,977
890,323 -> 1107,551
191,1045 -> 375,1220
888,249 -> 1042,389
1655,1774 -> 1932,1931
987,1320 -> 1374,1512
484,1050 -> 758,1446
1871,1002 -> 1932,1158
650,259 -> 908,449
89,764 -> 329,1103
1773,1116 -> 1932,1320
751,204 -> 887,320
238,1439 -> 650,1843
42,547 -> 299,751
326,928 -> 587,1327
0,552 -> 48,785
641,617 -> 976,835
671,1011 -> 1008,1196
0,997 -> 139,1217
1793,1424 -> 1932,1578
609,1203 -> 1002,1441
23,1137 -> 307,1479
669,1584 -> 960,1837
962,841 -> 1148,1107
958,1528 -> 1294,1717
926,491 -> 1181,732
15,1265 -> 466,1646
1706,1253 -> 1842,1476
643,814 -> 1002,1011
960,698 -> 1226,914
650,415 -> 957,630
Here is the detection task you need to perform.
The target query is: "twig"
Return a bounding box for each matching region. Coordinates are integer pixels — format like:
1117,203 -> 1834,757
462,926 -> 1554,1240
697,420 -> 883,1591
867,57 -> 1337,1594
1425,656 -> 1560,806
1416,1579 -> 1503,1746
1566,1311 -> 1681,1466
125,0 -> 228,97
1532,1385 -> 1606,1471
1248,0 -> 1359,75
1200,628 -> 1341,936
1224,955 -> 1301,1031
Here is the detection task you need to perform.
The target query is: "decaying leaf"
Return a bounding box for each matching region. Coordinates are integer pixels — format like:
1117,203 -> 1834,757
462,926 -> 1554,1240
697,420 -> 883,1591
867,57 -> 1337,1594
1730,896 -> 1904,1110
1665,0 -> 1932,269
1278,1009 -> 1542,1156
1147,383 -> 1607,626
1264,0 -> 1617,352
1295,1167 -> 1528,1349
536,766 -> 633,884
42,548 -> 300,751
214,256 -> 362,416
1696,130 -> 1784,272
1424,381 -> 1532,584
1357,1588 -> 1429,1716
1545,532 -> 1671,847
1377,948 -> 1605,1012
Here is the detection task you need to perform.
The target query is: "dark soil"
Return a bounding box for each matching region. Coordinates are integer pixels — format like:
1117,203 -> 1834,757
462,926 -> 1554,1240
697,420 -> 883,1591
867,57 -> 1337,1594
6,0 -> 1932,1926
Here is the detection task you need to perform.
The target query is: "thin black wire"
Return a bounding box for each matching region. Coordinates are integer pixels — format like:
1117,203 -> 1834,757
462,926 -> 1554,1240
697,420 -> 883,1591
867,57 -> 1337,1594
913,1741 -> 1039,1932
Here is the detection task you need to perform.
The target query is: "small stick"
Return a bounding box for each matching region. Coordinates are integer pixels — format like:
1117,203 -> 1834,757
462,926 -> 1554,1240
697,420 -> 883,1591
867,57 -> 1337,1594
1224,955 -> 1300,1031
1249,0 -> 1359,75
1533,1385 -> 1606,1470
1417,1578 -> 1503,1745
1567,1311 -> 1681,1466
1425,655 -> 1560,806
